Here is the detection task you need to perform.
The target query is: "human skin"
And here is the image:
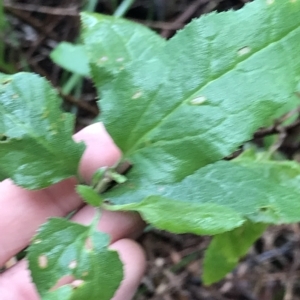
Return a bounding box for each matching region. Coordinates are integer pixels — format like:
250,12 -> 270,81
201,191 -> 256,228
0,123 -> 146,300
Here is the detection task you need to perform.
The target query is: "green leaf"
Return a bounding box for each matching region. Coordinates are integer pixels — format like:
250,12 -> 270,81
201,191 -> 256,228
81,12 -> 166,85
104,158 -> 300,233
82,1 -> 300,234
28,218 -> 123,300
108,195 -> 244,235
84,1 -> 300,185
203,221 -> 267,285
0,72 -> 85,189
76,185 -> 103,207
50,42 -> 90,77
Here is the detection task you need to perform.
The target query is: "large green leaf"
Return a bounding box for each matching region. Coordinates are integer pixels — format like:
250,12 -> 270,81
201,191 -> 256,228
108,195 -> 244,235
203,221 -> 267,284
82,0 -> 300,230
0,72 -> 85,189
105,157 -> 300,233
28,218 -> 123,300
83,0 -> 300,185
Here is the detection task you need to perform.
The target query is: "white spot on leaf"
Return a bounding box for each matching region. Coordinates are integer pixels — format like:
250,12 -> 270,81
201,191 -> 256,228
190,96 -> 207,105
116,57 -> 124,62
266,0 -> 274,4
157,186 -> 165,192
38,255 -> 48,268
132,91 -> 143,99
34,239 -> 42,244
68,260 -> 77,269
97,56 -> 108,64
238,46 -> 251,56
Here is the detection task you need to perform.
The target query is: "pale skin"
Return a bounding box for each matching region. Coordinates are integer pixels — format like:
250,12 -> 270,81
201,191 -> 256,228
0,123 -> 146,300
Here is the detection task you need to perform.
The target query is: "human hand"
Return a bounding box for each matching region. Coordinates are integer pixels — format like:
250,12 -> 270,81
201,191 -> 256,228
0,123 -> 146,300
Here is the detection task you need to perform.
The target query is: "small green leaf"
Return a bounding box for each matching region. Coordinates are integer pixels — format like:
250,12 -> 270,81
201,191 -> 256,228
28,218 -> 123,300
203,221 -> 266,285
108,195 -> 244,235
50,42 -> 90,77
108,170 -> 127,184
76,185 -> 103,207
0,72 -> 85,189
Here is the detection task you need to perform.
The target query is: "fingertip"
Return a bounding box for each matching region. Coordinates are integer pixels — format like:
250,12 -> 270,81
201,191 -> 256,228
110,239 -> 146,300
73,122 -> 105,140
71,207 -> 145,243
0,260 -> 39,300
73,122 -> 122,182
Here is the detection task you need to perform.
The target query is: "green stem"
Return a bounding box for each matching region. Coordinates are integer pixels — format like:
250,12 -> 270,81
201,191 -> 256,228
0,2 -> 7,70
114,0 -> 135,17
94,160 -> 132,194
170,252 -> 199,273
0,1 -> 6,30
74,74 -> 83,99
61,0 -> 97,96
61,0 -> 135,95
94,177 -> 111,194
84,0 -> 98,12
76,172 -> 86,185
111,0 -> 118,11
61,73 -> 82,95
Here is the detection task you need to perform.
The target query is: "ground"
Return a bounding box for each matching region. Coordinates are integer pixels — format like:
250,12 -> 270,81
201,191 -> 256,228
2,0 -> 300,299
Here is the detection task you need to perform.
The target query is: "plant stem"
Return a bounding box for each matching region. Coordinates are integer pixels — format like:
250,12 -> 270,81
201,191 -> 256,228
94,161 -> 132,194
84,0 -> 98,12
0,1 -> 7,70
0,1 -> 6,30
76,170 -> 87,185
61,0 -> 136,96
114,0 -> 135,17
111,0 -> 118,11
61,73 -> 82,95
61,0 -> 97,96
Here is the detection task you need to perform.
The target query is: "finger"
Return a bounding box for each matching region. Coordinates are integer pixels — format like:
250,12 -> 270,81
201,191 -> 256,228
0,239 -> 146,300
0,123 -> 122,266
71,207 -> 144,243
111,239 -> 146,300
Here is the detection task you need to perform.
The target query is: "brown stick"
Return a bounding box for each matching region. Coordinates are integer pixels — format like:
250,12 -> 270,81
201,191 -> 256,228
3,1 -> 78,16
161,0 -> 209,38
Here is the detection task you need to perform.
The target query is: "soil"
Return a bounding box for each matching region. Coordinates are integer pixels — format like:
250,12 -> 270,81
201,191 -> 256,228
2,1 -> 300,299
